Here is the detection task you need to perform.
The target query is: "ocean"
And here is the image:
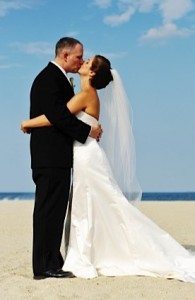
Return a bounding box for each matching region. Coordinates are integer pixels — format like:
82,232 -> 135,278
0,192 -> 195,201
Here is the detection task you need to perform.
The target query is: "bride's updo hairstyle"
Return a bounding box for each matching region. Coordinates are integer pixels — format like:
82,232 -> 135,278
90,55 -> 113,90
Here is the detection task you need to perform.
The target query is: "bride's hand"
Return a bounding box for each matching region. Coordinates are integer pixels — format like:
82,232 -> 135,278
21,121 -> 29,133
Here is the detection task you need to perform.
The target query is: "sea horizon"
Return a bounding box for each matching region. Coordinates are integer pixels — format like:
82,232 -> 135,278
0,192 -> 195,201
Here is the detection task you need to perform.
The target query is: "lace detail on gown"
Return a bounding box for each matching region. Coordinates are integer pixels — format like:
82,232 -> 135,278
63,111 -> 195,282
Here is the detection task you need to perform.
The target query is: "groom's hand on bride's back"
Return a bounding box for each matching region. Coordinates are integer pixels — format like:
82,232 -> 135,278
89,124 -> 103,142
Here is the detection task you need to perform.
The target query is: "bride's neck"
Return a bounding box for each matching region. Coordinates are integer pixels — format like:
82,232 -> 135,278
80,75 -> 92,91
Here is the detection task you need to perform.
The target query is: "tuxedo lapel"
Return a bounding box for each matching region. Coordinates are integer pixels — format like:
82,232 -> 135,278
48,62 -> 74,92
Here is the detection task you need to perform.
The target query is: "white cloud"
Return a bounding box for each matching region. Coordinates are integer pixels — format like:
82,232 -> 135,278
0,55 -> 19,68
99,51 -> 127,58
0,55 -> 7,60
138,0 -> 159,12
83,49 -> 127,59
0,63 -> 22,69
94,0 -> 195,42
0,0 -> 33,16
12,42 -> 53,56
102,0 -> 154,27
66,31 -> 79,37
140,22 -> 195,41
104,6 -> 135,26
93,0 -> 112,9
139,0 -> 195,42
0,64 -> 11,69
160,0 -> 194,23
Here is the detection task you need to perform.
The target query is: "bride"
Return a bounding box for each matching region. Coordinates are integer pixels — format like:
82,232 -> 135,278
21,55 -> 195,283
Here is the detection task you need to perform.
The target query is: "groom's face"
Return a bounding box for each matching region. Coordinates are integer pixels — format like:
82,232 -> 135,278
66,43 -> 83,73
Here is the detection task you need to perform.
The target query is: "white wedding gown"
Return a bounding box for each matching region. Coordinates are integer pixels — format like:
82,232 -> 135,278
63,111 -> 195,283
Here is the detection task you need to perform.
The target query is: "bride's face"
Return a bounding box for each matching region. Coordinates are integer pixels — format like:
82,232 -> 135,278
78,57 -> 94,75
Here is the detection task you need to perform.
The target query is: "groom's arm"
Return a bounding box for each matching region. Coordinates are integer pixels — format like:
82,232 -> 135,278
31,72 -> 90,143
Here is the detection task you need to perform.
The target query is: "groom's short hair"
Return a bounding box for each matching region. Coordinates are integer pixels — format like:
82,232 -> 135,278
55,37 -> 82,56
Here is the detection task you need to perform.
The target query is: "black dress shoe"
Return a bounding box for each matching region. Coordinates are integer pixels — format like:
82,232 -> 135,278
33,269 -> 75,280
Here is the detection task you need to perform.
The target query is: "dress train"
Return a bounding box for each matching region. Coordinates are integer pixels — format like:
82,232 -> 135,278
63,111 -> 195,283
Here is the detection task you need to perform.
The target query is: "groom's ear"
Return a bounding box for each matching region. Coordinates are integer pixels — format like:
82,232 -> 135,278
63,51 -> 68,61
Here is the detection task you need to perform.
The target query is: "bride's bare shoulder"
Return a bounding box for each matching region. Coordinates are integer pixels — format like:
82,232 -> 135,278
77,87 -> 97,102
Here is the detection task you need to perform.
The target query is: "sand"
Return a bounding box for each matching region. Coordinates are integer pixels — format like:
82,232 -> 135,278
0,201 -> 195,300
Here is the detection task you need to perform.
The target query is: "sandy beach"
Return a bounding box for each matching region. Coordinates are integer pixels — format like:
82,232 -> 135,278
0,200 -> 195,300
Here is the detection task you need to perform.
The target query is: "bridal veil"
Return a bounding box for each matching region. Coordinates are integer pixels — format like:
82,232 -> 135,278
99,69 -> 142,205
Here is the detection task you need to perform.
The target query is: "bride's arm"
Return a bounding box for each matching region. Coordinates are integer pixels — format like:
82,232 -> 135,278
21,115 -> 51,133
66,91 -> 87,114
21,92 -> 87,133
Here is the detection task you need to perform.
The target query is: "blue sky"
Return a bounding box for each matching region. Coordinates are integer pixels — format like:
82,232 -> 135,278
0,0 -> 195,192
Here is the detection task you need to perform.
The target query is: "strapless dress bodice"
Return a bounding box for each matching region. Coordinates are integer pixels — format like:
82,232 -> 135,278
76,111 -> 98,126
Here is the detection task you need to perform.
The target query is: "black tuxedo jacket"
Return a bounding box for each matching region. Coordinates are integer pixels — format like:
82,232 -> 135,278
30,62 -> 90,169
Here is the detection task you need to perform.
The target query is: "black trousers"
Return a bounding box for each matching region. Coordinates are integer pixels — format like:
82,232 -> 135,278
32,168 -> 71,275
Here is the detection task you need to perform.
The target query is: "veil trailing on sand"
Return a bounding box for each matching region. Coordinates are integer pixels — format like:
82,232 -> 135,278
99,69 -> 142,205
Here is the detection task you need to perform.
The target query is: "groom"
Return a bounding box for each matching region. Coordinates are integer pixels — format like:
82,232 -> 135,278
30,37 -> 102,279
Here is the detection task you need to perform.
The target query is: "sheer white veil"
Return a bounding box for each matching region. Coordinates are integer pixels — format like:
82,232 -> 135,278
99,69 -> 142,205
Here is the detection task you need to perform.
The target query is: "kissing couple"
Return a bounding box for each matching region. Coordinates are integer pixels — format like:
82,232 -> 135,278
21,37 -> 195,283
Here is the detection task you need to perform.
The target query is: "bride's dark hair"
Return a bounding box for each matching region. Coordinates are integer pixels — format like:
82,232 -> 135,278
90,55 -> 113,90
